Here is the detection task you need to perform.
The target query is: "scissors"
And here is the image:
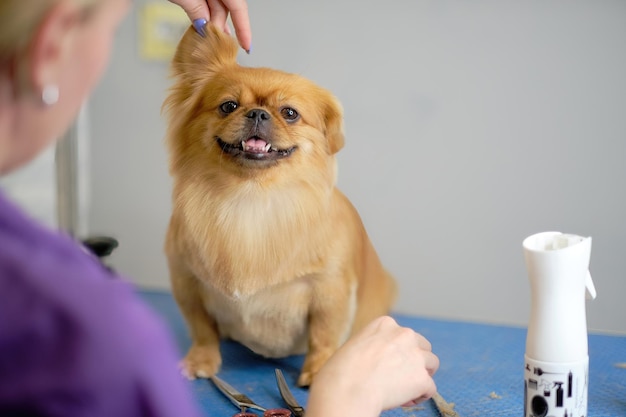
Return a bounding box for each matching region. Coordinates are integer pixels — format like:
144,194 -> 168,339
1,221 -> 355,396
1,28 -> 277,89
431,392 -> 461,417
274,369 -> 305,417
211,375 -> 292,417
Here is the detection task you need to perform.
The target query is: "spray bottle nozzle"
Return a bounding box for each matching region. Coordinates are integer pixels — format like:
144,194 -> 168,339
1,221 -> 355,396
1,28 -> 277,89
539,233 -> 596,300
551,234 -> 585,250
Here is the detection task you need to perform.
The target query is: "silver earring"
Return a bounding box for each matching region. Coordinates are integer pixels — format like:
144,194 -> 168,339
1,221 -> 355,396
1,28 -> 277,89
41,84 -> 59,106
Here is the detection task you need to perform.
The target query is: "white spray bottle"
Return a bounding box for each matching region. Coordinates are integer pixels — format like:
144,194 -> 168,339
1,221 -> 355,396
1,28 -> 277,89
523,232 -> 596,417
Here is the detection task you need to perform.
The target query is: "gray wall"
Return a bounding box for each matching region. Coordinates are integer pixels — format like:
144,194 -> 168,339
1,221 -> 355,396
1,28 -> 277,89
1,148 -> 57,228
88,0 -> 626,333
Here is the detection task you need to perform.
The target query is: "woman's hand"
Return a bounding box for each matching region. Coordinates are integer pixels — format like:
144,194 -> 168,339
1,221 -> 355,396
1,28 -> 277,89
168,0 -> 251,52
307,316 -> 439,417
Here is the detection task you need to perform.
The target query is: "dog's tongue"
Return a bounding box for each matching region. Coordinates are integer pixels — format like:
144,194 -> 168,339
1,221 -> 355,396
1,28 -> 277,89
244,138 -> 268,152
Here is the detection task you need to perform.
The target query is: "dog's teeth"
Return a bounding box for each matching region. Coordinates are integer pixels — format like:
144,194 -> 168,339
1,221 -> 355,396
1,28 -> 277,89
241,141 -> 245,149
271,147 -> 278,151
264,143 -> 271,152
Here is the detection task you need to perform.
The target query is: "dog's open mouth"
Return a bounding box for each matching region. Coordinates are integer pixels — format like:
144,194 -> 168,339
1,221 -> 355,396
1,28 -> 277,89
216,136 -> 296,161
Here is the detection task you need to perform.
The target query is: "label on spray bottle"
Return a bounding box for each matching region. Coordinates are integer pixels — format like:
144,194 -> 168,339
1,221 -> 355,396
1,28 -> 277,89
524,356 -> 588,417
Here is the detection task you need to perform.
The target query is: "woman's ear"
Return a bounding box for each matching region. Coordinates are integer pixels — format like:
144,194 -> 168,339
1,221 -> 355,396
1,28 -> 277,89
27,0 -> 81,101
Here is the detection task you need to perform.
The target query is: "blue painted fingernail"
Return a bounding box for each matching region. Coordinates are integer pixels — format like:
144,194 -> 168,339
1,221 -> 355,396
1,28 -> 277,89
246,43 -> 252,55
193,18 -> 207,37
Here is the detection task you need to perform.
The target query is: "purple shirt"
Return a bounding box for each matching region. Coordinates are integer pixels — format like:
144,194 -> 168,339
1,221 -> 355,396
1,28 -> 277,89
0,190 -> 201,417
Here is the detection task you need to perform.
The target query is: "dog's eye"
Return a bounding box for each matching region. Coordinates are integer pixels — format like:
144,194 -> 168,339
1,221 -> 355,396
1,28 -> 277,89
280,107 -> 299,122
219,101 -> 238,114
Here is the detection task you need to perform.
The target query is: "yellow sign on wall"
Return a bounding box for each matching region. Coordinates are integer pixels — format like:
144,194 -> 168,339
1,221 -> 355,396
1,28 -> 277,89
139,2 -> 189,60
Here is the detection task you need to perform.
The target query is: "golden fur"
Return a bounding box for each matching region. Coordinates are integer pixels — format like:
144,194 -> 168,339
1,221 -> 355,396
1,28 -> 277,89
163,24 -> 396,386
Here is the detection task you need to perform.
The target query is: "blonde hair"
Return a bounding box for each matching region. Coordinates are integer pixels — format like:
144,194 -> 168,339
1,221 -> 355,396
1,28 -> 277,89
0,0 -> 100,93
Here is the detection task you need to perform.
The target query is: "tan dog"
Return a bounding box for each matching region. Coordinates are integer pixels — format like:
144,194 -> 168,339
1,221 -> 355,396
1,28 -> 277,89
163,24 -> 396,386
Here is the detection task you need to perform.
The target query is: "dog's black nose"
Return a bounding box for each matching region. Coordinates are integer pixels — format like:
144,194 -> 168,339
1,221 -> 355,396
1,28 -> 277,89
245,108 -> 271,122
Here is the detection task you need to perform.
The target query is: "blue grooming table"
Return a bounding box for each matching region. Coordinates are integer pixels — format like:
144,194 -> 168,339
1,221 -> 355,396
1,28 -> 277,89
139,290 -> 626,417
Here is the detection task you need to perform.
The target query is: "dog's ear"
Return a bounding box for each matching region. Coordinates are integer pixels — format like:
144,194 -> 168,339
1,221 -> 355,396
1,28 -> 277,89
164,24 -> 239,120
170,23 -> 239,87
323,94 -> 345,154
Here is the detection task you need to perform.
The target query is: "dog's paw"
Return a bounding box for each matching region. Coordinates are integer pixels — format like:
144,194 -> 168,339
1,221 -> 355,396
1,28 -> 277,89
179,344 -> 222,380
297,356 -> 328,387
297,370 -> 315,387
298,347 -> 337,386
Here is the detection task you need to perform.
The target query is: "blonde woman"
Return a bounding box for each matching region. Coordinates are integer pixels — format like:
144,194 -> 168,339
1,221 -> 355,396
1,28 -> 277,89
0,1 -> 438,416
